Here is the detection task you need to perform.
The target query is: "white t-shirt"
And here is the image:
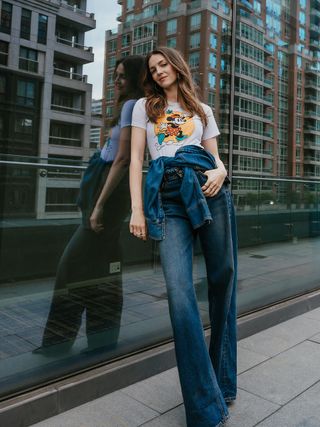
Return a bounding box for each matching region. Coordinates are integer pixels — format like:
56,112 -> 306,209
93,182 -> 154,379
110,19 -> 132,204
101,99 -> 136,162
131,97 -> 220,159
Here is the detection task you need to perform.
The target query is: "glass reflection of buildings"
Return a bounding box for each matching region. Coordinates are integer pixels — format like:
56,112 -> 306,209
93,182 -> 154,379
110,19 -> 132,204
0,0 -> 99,219
104,0 -> 320,203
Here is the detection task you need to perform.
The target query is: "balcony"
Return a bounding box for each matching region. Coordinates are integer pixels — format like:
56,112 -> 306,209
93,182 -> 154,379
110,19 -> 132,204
53,67 -> 87,82
49,136 -> 81,147
55,37 -> 94,64
58,0 -> 95,30
304,156 -> 320,164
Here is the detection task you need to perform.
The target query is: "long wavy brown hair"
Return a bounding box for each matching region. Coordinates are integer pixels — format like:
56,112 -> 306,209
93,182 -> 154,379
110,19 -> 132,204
111,55 -> 145,126
144,47 -> 207,126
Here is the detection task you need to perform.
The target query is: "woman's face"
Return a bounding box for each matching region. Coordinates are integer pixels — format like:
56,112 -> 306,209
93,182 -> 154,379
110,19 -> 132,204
148,53 -> 178,90
114,62 -> 128,96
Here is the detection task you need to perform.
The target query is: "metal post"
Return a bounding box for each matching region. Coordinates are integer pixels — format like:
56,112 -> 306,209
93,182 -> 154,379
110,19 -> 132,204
228,0 -> 237,188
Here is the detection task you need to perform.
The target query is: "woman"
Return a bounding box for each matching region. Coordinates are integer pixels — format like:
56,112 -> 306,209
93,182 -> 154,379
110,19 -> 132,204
36,55 -> 145,355
129,47 -> 237,427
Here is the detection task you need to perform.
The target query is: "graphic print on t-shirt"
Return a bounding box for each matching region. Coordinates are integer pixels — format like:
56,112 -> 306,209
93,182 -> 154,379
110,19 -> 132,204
154,109 -> 194,151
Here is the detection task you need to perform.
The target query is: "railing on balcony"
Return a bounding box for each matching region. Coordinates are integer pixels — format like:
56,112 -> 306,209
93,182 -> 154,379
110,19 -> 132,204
56,36 -> 93,52
49,136 -> 82,147
51,104 -> 85,115
53,67 -> 87,82
59,0 -> 95,19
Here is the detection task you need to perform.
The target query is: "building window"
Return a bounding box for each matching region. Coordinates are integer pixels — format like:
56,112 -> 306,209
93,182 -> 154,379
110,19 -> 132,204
108,56 -> 116,68
299,0 -> 306,8
189,51 -> 200,68
133,23 -> 157,40
143,4 -> 161,18
125,13 -> 134,23
210,14 -> 218,31
297,55 -> 302,68
167,19 -> 177,35
169,0 -> 180,12
107,72 -> 113,85
106,106 -> 113,117
253,0 -> 261,14
208,92 -> 215,108
107,88 -> 114,101
20,9 -> 32,40
14,117 -> 33,135
0,1 -> 12,34
167,37 -> 176,48
108,39 -> 117,52
0,41 -> 9,65
222,19 -> 230,34
190,13 -> 201,29
19,47 -> 38,73
190,32 -> 200,49
38,14 -> 48,44
127,0 -> 135,11
299,27 -> 305,41
0,75 -> 6,101
208,72 -> 216,88
122,33 -> 131,47
209,52 -> 217,69
133,40 -> 154,55
17,80 -> 36,106
299,11 -> 305,25
209,33 -> 217,49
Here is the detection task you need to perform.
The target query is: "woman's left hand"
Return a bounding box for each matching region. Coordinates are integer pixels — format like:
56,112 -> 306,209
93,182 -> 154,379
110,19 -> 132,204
201,166 -> 227,197
90,205 -> 104,233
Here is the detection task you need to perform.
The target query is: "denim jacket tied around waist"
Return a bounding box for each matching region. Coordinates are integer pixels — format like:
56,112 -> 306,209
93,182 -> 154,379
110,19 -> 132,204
144,145 -> 220,240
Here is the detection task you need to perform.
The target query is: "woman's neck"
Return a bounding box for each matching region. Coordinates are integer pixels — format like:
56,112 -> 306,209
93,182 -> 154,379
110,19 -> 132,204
164,85 -> 178,103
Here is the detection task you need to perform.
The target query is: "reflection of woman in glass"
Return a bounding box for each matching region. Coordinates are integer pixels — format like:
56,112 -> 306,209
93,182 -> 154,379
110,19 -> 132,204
36,55 -> 145,355
129,47 -> 237,426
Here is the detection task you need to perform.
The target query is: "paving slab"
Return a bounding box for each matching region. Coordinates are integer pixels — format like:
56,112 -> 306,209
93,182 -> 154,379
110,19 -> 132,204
301,306 -> 320,322
122,367 -> 183,414
238,315 -> 320,357
227,388 -> 280,427
32,390 -> 159,427
237,347 -> 270,374
308,333 -> 320,344
139,405 -> 186,427
238,340 -> 320,405
256,380 -> 320,427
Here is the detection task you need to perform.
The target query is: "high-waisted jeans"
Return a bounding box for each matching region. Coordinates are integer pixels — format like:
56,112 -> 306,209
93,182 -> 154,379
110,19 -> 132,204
158,168 -> 238,427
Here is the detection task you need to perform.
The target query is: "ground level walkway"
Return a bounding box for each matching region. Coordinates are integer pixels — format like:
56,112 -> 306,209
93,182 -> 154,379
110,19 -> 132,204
32,306 -> 320,427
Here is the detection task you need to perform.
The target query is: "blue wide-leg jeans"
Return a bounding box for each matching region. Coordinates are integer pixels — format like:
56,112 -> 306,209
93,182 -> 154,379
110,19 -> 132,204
158,170 -> 237,427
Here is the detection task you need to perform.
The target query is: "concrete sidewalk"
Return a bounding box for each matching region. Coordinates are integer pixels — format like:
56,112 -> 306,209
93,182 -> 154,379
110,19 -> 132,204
32,306 -> 320,427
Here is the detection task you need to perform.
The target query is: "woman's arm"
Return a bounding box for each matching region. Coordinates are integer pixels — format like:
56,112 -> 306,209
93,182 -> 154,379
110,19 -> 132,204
129,126 -> 147,240
90,126 -> 131,233
202,137 -> 227,197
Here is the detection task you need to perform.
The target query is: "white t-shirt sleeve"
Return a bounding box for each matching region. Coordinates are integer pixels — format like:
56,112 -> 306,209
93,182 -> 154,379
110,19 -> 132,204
201,104 -> 220,141
131,98 -> 148,130
120,99 -> 137,128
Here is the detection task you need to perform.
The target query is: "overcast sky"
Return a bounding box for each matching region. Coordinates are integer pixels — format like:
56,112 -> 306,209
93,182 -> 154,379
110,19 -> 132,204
84,0 -> 121,99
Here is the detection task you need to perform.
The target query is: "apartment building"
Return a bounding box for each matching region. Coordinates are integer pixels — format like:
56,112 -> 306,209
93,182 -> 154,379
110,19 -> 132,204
104,0 -> 320,204
0,0 -> 97,218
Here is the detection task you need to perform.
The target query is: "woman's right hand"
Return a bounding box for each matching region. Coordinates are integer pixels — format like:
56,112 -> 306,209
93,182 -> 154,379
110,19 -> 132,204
129,208 -> 147,241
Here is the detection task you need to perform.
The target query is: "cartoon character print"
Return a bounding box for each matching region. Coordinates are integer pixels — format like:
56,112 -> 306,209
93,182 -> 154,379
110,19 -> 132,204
155,109 -> 194,150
